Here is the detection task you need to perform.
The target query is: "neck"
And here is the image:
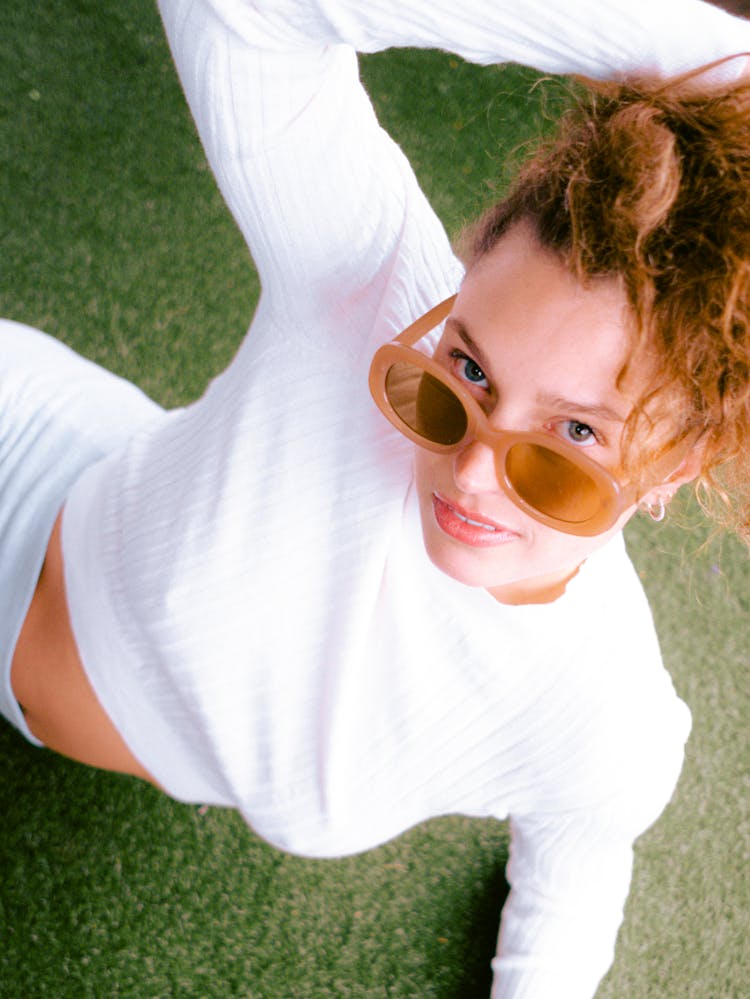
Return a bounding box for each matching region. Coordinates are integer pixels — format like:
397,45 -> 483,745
488,564 -> 581,606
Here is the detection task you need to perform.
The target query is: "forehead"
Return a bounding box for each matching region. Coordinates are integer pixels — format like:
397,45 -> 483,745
452,224 -> 646,403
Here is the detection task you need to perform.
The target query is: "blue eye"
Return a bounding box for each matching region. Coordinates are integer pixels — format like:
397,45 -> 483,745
449,350 -> 488,388
463,359 -> 486,383
561,420 -> 597,446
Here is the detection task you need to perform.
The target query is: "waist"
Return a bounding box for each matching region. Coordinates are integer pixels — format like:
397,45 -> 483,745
10,510 -> 154,782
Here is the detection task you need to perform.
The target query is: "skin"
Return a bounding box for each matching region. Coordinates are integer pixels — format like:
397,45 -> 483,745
11,515 -> 155,781
10,221 -> 699,778
414,223 -> 699,604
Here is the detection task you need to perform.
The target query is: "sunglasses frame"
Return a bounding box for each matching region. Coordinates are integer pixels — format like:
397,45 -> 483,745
368,296 -> 644,537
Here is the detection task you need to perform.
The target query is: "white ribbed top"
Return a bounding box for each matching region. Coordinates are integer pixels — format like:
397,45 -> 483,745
0,320 -> 160,740
60,1 -> 750,995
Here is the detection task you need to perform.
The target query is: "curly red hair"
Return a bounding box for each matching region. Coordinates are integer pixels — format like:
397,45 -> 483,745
460,60 -> 750,541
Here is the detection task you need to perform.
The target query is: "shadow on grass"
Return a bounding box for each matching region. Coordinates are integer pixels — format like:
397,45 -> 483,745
1,724 -> 510,998
443,853 -> 509,999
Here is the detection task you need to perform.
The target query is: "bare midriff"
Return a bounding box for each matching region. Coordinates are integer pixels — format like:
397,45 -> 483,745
10,511 -> 155,783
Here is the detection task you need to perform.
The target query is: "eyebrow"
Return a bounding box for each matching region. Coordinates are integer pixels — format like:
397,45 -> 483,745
446,317 -> 626,424
445,317 -> 493,375
537,394 -> 626,425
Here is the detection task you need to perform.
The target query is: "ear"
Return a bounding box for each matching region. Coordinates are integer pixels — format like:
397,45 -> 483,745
639,441 -> 704,510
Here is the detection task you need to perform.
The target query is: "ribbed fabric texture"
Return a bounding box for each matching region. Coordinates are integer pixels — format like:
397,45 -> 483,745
58,1 -> 750,995
0,320 -> 160,741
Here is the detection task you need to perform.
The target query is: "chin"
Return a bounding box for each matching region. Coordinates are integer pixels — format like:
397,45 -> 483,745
419,523 -> 520,590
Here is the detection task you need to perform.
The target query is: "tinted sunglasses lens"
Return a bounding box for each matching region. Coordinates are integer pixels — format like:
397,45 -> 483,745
385,363 -> 467,445
505,443 -> 603,523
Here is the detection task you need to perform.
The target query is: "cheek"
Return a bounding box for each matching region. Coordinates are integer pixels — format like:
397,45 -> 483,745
414,445 -> 438,480
413,448 -> 453,527
413,447 -> 454,496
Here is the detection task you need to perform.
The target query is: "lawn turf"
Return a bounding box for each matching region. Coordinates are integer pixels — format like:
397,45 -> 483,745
1,2 -> 748,996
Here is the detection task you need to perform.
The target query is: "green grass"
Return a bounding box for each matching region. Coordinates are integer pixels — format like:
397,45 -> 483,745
1,2 -> 748,996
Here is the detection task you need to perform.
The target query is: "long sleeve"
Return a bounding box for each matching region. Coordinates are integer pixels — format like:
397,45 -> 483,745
157,0 -> 458,352
493,808 -> 644,999
156,0 -> 750,350
495,810 -> 635,999
219,0 -> 750,73
490,672 -> 690,999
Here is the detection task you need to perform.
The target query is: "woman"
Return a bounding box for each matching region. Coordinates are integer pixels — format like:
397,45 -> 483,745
5,1 -> 750,996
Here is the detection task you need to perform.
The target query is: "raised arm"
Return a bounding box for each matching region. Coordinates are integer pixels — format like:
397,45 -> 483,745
156,0 -> 750,346
233,0 -> 750,72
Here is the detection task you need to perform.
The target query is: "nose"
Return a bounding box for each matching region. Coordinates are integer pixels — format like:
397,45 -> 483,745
453,440 -> 499,494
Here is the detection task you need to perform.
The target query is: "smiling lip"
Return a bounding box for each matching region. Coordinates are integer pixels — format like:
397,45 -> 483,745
432,494 -> 520,547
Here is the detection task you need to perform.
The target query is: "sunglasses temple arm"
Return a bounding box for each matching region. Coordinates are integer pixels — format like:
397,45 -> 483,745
395,296 -> 456,346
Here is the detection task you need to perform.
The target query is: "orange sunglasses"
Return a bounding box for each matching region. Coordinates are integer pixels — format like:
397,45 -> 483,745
369,297 -> 679,537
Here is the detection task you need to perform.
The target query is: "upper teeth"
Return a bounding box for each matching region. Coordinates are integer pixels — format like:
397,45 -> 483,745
455,510 -> 497,531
